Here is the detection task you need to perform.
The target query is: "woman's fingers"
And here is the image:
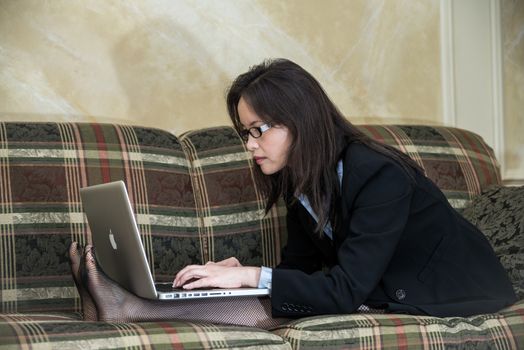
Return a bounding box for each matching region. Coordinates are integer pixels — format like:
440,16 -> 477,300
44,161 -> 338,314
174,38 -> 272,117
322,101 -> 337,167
173,265 -> 257,289
173,257 -> 243,287
181,276 -> 214,290
173,265 -> 208,287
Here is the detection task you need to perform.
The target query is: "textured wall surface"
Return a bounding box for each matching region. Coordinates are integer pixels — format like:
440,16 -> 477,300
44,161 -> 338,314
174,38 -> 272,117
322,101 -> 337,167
501,0 -> 524,178
1,0 -> 521,181
0,0 -> 441,135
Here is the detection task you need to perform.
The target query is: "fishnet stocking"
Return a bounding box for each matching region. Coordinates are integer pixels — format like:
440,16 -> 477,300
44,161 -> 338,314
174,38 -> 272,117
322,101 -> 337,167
68,242 -> 98,321
72,243 -> 289,329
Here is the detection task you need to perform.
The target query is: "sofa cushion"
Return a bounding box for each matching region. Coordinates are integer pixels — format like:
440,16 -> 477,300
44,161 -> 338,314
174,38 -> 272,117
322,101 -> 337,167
462,185 -> 524,299
272,299 -> 524,349
357,125 -> 501,211
0,122 -> 503,320
179,126 -> 287,268
176,124 -> 501,269
0,314 -> 291,349
0,122 -> 197,314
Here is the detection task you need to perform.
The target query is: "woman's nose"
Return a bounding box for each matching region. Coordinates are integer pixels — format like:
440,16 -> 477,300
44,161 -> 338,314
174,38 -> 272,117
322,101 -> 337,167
246,135 -> 258,151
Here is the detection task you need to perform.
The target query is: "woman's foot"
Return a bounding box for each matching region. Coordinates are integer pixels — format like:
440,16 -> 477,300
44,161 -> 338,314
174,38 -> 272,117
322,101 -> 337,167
81,245 -> 148,322
68,242 -> 98,321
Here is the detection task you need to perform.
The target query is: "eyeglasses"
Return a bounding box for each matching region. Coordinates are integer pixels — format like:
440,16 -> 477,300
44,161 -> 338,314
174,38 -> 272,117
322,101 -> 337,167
238,123 -> 272,142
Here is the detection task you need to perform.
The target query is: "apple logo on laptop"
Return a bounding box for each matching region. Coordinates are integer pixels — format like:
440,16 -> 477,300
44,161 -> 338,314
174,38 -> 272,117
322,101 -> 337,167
108,229 -> 118,250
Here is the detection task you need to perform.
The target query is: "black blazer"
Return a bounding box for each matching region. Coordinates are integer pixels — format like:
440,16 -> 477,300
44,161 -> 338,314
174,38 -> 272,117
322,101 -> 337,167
271,143 -> 516,318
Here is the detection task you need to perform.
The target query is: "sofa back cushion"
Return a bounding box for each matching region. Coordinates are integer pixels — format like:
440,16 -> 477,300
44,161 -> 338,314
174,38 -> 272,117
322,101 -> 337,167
176,124 -> 501,270
358,125 -> 501,210
179,127 -> 286,268
0,122 -> 196,314
0,122 -> 501,315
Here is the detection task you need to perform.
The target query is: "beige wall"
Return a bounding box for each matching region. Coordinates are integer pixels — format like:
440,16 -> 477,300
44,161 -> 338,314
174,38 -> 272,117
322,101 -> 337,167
1,0 -> 521,180
0,0 -> 441,135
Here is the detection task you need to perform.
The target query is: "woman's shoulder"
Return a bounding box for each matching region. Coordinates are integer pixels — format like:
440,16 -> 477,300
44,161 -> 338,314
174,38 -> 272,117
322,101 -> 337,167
341,142 -> 416,186
340,142 -> 417,203
342,142 -> 396,168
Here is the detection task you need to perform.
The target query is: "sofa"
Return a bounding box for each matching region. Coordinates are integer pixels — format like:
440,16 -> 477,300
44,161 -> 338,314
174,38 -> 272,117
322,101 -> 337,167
0,121 -> 522,349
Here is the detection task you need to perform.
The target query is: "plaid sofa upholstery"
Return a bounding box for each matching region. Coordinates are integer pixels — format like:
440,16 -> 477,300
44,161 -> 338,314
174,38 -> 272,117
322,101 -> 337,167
179,127 -> 286,268
0,122 -> 521,349
272,300 -> 524,350
357,125 -> 501,211
0,122 -> 197,314
0,314 -> 289,349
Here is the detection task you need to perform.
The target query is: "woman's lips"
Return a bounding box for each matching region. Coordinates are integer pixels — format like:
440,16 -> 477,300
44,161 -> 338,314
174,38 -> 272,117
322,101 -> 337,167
254,157 -> 266,164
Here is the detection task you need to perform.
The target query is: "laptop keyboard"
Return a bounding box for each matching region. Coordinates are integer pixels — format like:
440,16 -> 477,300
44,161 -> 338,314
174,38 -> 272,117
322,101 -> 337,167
155,283 -> 213,293
155,283 -> 178,292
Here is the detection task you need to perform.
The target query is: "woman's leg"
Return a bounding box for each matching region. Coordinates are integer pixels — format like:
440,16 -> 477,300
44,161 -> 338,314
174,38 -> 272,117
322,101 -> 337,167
68,242 -> 98,321
76,243 -> 289,329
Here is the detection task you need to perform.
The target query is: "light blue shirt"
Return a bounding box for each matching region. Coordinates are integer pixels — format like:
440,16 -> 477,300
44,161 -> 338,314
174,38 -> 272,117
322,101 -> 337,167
258,160 -> 344,291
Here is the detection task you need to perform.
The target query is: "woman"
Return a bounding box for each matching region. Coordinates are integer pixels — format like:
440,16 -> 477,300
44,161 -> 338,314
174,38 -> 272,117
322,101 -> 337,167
71,58 -> 515,326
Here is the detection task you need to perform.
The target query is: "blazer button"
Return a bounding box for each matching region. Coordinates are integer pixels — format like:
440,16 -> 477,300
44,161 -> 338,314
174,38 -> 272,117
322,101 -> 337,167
395,289 -> 406,300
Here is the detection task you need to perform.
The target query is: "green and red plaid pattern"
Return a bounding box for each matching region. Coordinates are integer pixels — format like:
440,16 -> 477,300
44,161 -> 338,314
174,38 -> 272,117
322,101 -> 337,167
273,300 -> 524,350
0,122 -> 520,350
0,314 -> 291,349
179,127 -> 287,268
358,125 -> 501,210
0,122 -> 196,314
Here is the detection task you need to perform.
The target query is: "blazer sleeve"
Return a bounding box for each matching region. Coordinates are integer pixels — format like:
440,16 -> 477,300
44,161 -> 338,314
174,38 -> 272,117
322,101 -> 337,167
271,154 -> 414,317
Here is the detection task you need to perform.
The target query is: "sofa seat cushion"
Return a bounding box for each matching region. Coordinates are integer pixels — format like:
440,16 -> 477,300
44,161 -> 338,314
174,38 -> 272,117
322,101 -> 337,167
462,185 -> 524,298
272,300 -> 524,349
0,314 -> 291,349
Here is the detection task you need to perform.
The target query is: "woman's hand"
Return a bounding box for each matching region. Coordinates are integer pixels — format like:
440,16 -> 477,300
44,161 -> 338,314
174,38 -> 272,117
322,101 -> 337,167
172,257 -> 260,290
205,256 -> 243,268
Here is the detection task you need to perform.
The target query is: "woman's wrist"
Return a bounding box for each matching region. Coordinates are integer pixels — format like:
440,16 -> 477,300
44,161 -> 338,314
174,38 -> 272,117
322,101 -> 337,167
243,266 -> 261,288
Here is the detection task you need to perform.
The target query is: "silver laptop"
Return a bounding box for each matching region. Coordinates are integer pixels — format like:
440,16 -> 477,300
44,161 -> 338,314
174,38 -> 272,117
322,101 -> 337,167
80,180 -> 269,300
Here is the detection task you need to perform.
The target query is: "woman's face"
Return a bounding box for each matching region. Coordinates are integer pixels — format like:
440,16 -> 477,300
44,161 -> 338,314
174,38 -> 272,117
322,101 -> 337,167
237,97 -> 292,175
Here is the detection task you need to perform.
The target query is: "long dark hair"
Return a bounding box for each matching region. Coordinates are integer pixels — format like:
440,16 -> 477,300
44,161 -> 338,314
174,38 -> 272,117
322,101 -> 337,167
227,58 -> 422,234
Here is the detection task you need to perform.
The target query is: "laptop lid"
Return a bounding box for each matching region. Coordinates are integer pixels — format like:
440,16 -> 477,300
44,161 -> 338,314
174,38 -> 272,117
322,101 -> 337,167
80,181 -> 158,299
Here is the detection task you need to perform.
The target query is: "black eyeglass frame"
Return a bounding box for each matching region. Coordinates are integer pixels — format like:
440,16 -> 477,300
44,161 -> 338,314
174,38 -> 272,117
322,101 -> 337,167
239,123 -> 272,142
